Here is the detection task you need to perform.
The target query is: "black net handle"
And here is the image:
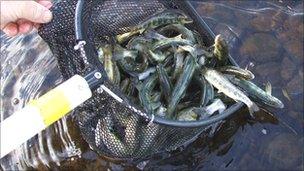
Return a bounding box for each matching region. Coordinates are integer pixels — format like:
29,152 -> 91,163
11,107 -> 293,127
73,0 -> 244,128
75,0 -> 85,41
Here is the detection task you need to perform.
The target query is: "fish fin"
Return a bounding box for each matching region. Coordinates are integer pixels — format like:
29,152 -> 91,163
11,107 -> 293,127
172,44 -> 178,50
151,102 -> 161,110
148,49 -> 156,56
175,34 -> 183,39
265,81 -> 272,95
248,102 -> 259,118
245,62 -> 254,70
282,89 -> 291,101
179,45 -> 197,57
135,82 -> 143,90
215,34 -> 221,42
145,30 -> 167,40
278,101 -> 284,108
139,29 -> 145,34
116,32 -> 131,43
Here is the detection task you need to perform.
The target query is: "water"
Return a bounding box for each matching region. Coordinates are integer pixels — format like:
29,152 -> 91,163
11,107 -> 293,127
0,1 -> 303,170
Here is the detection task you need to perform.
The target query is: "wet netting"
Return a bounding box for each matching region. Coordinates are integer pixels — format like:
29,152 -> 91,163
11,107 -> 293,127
38,0 -> 243,159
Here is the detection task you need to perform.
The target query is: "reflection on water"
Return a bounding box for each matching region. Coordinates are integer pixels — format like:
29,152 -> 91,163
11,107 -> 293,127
0,1 -> 303,170
0,31 -> 81,170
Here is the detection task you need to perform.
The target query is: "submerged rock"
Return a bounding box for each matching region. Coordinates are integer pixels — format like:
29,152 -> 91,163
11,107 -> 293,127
196,2 -> 216,17
240,33 -> 281,63
288,111 -> 303,121
275,15 -> 304,43
211,9 -> 236,26
284,40 -> 303,65
250,9 -> 287,32
263,133 -> 303,169
250,14 -> 273,32
271,10 -> 288,31
280,56 -> 297,81
253,62 -> 282,85
285,73 -> 304,95
234,11 -> 254,29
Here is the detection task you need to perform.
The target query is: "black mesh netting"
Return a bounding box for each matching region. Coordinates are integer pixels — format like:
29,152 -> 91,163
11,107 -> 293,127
38,0 -> 241,159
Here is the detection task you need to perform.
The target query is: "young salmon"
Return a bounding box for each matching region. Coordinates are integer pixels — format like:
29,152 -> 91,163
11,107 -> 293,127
138,74 -> 159,114
177,107 -> 198,121
229,77 -> 284,108
218,65 -> 255,80
167,55 -> 197,118
152,34 -> 193,50
102,45 -> 121,85
116,10 -> 192,43
159,24 -> 196,43
203,68 -> 259,115
157,64 -> 172,103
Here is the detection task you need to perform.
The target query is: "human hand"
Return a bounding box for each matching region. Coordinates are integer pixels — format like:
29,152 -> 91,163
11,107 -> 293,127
0,0 -> 53,37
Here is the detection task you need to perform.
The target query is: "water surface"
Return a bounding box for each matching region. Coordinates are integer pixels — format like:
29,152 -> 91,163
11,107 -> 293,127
0,1 -> 303,170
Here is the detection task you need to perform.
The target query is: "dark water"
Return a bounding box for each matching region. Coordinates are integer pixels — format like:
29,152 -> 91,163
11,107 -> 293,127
0,1 -> 303,170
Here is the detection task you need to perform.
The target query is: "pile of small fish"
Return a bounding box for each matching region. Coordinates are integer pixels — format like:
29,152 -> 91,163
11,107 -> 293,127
97,10 -> 284,122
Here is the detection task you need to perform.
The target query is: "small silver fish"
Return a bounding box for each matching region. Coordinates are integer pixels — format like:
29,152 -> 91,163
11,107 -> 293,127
229,77 -> 284,108
172,46 -> 185,81
148,50 -> 167,63
218,65 -> 255,80
116,10 -> 192,43
156,105 -> 167,117
198,98 -> 226,116
138,74 -> 159,114
102,45 -> 121,84
159,23 -> 196,43
167,55 -> 197,118
144,30 -> 168,40
177,107 -> 198,121
198,56 -> 206,66
157,64 -> 172,103
113,45 -> 138,60
203,68 -> 259,115
127,36 -> 151,51
178,45 -> 197,57
152,34 -> 193,50
137,67 -> 156,80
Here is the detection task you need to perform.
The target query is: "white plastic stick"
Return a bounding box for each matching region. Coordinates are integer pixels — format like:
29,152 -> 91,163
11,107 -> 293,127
0,75 -> 92,158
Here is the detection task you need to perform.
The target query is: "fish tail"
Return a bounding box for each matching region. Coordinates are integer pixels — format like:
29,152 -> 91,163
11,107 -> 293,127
278,101 -> 284,109
116,32 -> 131,43
248,102 -> 259,117
116,31 -> 138,43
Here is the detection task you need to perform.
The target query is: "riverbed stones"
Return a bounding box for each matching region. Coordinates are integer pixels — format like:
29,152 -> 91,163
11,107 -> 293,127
263,133 -> 303,169
250,14 -> 274,32
276,15 -> 304,42
239,33 -> 281,63
285,72 -> 304,95
253,62 -> 282,85
280,55 -> 297,81
196,2 -> 216,17
283,40 -> 303,65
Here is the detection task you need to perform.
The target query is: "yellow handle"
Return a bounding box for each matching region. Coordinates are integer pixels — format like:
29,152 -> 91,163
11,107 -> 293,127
28,88 -> 71,126
26,75 -> 92,126
0,75 -> 92,159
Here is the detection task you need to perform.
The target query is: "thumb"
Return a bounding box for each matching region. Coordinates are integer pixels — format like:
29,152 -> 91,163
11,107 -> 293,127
16,1 -> 53,23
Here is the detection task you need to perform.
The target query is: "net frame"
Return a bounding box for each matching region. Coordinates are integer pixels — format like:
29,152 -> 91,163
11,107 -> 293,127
38,0 -> 243,159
